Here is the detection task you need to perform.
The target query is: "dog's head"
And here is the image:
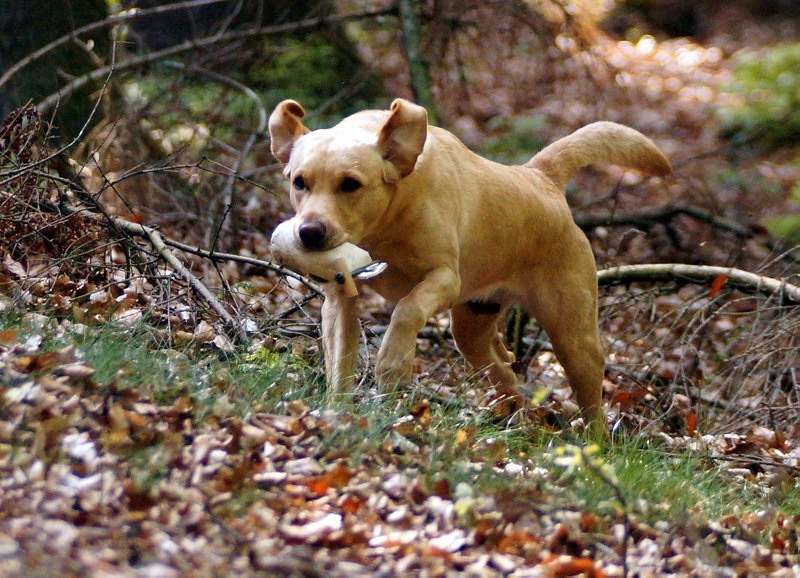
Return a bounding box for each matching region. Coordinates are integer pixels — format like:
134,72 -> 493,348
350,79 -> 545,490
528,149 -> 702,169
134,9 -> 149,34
268,98 -> 428,250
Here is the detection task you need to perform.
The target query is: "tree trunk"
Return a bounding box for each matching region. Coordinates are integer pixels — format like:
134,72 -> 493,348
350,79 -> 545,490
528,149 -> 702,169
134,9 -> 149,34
397,0 -> 439,124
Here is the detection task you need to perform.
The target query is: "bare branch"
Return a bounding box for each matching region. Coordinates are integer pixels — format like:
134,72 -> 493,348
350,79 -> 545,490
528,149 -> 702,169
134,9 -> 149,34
598,263 -> 800,303
0,0 -> 230,90
160,237 -> 323,296
39,187 -> 322,294
146,227 -> 246,340
709,454 -> 800,475
36,7 -> 395,115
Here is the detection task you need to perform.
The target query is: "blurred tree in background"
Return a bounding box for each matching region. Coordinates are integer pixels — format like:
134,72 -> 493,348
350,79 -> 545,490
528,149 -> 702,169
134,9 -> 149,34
0,0 -> 108,138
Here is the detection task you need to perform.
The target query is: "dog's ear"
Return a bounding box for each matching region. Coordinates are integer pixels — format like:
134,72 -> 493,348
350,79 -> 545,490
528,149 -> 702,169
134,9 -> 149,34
269,100 -> 310,164
378,98 -> 428,178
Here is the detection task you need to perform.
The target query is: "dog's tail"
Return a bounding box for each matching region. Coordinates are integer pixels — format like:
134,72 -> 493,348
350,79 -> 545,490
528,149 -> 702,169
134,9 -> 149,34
525,122 -> 671,189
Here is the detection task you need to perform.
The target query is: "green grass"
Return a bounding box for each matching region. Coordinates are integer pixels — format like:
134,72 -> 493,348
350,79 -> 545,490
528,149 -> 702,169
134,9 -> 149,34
1,308 -> 795,540
567,443 -> 726,518
0,311 -> 312,411
718,42 -> 800,145
545,437 -> 800,546
776,483 -> 800,516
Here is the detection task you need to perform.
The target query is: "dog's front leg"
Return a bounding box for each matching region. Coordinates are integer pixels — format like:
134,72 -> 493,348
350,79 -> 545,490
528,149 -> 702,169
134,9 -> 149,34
376,267 -> 460,390
321,284 -> 360,397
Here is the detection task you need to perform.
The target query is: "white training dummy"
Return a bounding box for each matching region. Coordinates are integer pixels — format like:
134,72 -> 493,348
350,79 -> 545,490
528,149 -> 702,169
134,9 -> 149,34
270,219 -> 386,297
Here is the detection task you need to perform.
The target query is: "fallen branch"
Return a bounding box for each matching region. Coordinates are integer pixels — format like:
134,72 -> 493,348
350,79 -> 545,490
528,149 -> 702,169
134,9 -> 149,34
575,204 -> 752,238
46,196 -> 246,339
598,263 -> 800,303
72,206 -> 324,320
709,454 -> 800,475
146,227 -> 246,340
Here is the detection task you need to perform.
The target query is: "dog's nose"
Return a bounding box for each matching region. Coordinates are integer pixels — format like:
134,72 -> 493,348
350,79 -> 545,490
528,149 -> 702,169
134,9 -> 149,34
298,220 -> 327,250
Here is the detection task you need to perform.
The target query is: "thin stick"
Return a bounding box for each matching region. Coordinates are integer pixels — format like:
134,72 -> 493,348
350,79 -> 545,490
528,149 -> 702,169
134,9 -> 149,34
709,454 -> 800,475
162,237 -> 323,296
147,227 -> 245,340
9,190 -> 247,338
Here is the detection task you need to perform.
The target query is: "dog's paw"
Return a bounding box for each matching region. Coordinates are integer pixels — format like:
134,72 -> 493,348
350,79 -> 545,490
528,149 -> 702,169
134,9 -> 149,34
375,348 -> 415,392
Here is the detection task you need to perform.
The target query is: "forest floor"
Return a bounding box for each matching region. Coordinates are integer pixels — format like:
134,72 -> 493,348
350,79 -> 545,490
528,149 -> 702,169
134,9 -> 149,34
1,4 -> 800,577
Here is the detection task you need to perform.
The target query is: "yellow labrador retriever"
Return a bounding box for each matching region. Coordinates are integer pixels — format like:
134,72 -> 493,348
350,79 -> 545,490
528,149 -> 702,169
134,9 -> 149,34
269,98 -> 670,421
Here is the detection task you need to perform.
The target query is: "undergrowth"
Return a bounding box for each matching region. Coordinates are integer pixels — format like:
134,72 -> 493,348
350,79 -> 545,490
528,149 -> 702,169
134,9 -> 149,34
1,307 -> 796,540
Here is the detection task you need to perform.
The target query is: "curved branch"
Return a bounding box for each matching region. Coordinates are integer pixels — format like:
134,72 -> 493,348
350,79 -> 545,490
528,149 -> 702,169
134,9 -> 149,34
37,7 -> 394,114
0,0 -> 229,90
598,263 -> 800,303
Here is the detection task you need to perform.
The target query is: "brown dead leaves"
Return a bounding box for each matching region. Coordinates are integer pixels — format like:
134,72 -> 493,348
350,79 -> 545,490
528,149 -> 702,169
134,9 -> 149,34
1,320 -> 800,576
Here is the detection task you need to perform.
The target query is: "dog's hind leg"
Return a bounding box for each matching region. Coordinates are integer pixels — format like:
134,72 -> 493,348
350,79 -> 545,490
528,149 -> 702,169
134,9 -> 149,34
450,302 -> 519,401
521,272 -> 605,422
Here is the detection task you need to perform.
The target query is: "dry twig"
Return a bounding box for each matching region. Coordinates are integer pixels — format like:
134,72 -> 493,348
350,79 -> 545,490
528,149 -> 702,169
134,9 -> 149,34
18,190 -> 322,338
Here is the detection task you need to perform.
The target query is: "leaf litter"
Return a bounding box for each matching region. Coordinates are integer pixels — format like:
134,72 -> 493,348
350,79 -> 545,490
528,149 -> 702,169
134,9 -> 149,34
0,317 -> 798,576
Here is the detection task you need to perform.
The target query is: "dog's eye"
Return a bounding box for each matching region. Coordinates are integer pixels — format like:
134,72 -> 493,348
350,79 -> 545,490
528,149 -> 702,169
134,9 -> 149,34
293,175 -> 307,190
340,177 -> 362,193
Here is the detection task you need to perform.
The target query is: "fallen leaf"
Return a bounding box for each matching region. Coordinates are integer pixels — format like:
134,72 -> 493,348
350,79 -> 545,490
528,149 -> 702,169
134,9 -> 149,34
279,513 -> 343,543
543,554 -> 602,577
685,411 -> 698,437
611,387 -> 649,410
338,495 -> 361,514
0,330 -> 17,344
433,478 -> 452,500
303,468 -> 342,498
709,274 -> 728,298
428,529 -> 468,552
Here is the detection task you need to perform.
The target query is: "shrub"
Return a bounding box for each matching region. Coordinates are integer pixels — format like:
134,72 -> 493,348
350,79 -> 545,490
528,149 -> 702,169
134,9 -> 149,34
718,43 -> 800,145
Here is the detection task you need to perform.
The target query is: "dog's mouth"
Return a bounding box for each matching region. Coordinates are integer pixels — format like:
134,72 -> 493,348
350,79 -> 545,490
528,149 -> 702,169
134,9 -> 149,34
270,219 -> 387,283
